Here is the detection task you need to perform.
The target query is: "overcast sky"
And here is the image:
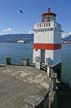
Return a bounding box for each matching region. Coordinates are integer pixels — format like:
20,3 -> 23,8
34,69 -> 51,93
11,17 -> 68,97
0,0 -> 71,35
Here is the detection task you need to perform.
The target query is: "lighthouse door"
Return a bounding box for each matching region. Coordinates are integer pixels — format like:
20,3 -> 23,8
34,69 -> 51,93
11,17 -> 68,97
41,50 -> 45,63
6,57 -> 11,65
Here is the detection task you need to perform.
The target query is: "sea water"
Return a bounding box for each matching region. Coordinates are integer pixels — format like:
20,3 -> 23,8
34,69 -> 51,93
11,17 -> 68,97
62,44 -> 71,83
0,43 -> 71,83
0,43 -> 33,65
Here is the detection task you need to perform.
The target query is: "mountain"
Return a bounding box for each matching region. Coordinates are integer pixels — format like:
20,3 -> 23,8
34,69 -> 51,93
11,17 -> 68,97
63,35 -> 71,41
1,33 -> 71,43
0,34 -> 34,43
62,32 -> 71,43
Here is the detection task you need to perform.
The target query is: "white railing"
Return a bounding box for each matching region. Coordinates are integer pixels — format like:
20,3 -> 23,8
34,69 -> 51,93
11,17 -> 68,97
34,21 -> 54,30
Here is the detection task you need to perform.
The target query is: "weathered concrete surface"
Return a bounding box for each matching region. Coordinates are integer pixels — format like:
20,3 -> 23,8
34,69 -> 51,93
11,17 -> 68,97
0,66 -> 49,108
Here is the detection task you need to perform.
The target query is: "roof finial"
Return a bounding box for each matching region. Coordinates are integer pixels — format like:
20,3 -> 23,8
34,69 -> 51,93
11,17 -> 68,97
48,8 -> 51,13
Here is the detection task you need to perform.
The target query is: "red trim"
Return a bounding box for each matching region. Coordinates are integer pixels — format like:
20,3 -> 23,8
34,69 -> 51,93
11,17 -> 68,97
42,12 -> 56,16
42,8 -> 56,17
33,43 -> 61,50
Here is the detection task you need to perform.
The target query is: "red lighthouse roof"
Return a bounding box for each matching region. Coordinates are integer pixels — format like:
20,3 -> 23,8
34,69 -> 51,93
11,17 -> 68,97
42,8 -> 56,22
42,8 -> 56,17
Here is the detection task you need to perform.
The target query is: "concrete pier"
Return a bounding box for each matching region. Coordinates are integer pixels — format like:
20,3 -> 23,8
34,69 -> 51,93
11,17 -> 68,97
0,65 -> 50,108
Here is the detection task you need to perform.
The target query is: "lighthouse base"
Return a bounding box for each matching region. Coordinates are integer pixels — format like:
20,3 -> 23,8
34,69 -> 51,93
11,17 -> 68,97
53,63 -> 62,81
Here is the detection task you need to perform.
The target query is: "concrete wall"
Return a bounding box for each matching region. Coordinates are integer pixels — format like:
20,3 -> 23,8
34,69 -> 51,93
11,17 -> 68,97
33,49 -> 41,63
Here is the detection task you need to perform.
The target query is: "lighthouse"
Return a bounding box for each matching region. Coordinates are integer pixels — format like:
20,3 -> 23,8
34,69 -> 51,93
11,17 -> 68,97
33,8 -> 62,81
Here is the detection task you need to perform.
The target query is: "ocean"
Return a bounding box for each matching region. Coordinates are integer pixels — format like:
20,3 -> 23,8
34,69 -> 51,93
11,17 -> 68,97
62,44 -> 71,83
0,43 -> 71,83
0,43 -> 33,65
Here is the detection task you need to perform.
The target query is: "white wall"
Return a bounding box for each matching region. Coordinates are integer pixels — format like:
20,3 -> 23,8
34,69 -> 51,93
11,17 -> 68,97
33,49 -> 40,63
34,31 -> 54,43
45,49 -> 61,66
53,49 -> 62,66
33,21 -> 62,66
45,50 -> 54,64
54,30 -> 61,43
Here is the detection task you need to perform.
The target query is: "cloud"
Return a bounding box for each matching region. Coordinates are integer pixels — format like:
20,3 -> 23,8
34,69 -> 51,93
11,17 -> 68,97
28,30 -> 34,34
22,30 -> 34,34
2,28 -> 12,34
68,32 -> 71,35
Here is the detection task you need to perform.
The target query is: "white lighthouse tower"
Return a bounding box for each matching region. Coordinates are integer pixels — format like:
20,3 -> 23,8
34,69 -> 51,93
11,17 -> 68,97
33,8 -> 62,80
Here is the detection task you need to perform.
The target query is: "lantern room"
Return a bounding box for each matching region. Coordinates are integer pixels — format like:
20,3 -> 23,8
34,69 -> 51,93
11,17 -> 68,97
42,8 -> 56,22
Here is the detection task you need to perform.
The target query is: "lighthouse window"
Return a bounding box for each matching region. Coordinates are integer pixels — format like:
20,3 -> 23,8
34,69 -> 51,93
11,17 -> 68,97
50,28 -> 53,30
40,24 -> 41,27
49,22 -> 50,26
46,23 -> 48,26
35,49 -> 38,51
37,24 -> 39,27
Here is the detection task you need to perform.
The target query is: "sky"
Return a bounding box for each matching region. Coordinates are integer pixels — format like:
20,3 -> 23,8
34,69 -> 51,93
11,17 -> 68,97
0,0 -> 71,35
